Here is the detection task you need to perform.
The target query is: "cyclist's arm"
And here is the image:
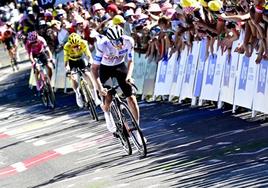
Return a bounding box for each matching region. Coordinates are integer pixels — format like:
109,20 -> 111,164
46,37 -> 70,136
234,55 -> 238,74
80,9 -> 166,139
126,38 -> 135,81
29,51 -> 35,65
83,41 -> 93,64
91,64 -> 103,91
91,49 -> 103,91
40,37 -> 53,60
12,32 -> 18,48
63,45 -> 69,68
25,42 -> 35,64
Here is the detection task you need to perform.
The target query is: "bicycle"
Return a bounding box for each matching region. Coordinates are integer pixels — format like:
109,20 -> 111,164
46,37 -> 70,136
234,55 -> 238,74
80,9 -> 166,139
8,46 -> 19,72
67,67 -> 99,121
106,82 -> 147,157
34,58 -> 56,109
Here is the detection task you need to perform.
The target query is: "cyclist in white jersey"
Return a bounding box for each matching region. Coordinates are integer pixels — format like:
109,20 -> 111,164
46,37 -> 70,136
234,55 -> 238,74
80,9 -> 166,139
91,25 -> 139,134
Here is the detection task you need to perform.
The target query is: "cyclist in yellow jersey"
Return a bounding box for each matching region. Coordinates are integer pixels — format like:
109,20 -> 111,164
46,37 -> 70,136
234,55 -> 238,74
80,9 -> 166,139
64,38 -> 91,62
64,33 -> 101,108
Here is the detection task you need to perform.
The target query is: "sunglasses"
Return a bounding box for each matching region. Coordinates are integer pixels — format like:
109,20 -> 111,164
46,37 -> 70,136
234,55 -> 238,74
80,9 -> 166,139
72,45 -> 80,49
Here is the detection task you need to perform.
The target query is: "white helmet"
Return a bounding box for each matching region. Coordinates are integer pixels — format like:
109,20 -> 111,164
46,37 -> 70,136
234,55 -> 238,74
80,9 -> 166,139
105,25 -> 124,40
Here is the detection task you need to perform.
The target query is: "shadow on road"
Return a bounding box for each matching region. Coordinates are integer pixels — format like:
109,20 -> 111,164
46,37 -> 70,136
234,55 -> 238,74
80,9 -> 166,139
28,101 -> 268,188
1,66 -> 268,187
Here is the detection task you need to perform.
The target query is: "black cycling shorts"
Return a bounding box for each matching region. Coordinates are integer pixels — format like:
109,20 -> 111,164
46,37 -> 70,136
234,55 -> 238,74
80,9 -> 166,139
34,51 -> 48,65
99,63 -> 133,97
4,38 -> 15,50
69,58 -> 88,71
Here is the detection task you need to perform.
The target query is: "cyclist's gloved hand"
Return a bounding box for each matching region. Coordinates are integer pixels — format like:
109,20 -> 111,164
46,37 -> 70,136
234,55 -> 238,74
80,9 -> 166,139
99,87 -> 108,97
126,77 -> 135,84
65,64 -> 71,72
32,62 -> 36,69
48,59 -> 56,69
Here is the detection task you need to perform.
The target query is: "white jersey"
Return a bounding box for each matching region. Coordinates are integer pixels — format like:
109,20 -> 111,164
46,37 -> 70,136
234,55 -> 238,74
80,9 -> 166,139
93,35 -> 134,66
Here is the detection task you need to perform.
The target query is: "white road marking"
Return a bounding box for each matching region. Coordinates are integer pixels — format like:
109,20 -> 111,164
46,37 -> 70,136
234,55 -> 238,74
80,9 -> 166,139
5,115 -> 70,136
92,177 -> 102,180
67,184 -> 75,188
146,185 -> 161,188
0,127 -> 7,132
0,112 -> 15,119
76,132 -> 95,139
110,183 -> 129,188
54,145 -> 75,155
25,138 -> 38,143
94,168 -> 104,173
11,162 -> 27,172
0,152 -> 8,166
33,140 -> 47,146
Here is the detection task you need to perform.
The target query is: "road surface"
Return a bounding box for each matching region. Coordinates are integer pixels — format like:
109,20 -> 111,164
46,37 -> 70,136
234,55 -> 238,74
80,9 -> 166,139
0,63 -> 268,188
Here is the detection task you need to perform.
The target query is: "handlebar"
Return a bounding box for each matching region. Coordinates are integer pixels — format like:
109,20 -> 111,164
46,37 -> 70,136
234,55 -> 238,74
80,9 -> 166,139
66,67 -> 86,77
127,80 -> 138,91
107,80 -> 138,96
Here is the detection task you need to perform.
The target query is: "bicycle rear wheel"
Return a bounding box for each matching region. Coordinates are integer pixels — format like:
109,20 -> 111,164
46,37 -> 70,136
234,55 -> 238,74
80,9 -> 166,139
111,101 -> 132,155
120,102 -> 147,157
81,81 -> 99,121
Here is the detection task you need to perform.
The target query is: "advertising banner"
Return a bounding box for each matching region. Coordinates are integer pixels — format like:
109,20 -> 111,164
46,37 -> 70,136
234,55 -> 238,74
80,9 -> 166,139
169,48 -> 187,99
233,53 -> 258,109
180,41 -> 200,100
253,60 -> 268,114
142,59 -> 157,96
199,41 -> 225,102
193,40 -> 207,97
154,50 -> 178,96
219,42 -> 240,105
132,53 -> 147,95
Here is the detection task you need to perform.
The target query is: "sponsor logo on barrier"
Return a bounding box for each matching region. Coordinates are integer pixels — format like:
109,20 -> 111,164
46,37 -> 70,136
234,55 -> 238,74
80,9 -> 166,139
257,61 -> 268,94
205,54 -> 217,85
145,61 -> 157,80
238,56 -> 249,90
194,60 -> 205,96
134,56 -> 144,78
185,55 -> 193,83
223,55 -> 232,87
172,56 -> 181,83
199,40 -> 207,62
231,64 -> 236,79
158,58 -> 168,83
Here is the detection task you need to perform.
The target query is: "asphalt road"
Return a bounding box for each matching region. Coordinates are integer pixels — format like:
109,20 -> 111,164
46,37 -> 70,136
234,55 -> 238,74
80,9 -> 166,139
0,63 -> 268,188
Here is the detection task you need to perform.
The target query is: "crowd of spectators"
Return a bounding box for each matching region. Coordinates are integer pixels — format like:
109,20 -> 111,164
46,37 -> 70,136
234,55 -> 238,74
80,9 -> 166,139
0,0 -> 268,64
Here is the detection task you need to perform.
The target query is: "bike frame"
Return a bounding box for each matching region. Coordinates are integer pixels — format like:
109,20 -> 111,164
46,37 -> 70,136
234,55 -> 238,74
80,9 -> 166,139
34,58 -> 56,109
107,83 -> 147,157
69,67 -> 99,121
71,68 -> 93,95
36,59 -> 49,84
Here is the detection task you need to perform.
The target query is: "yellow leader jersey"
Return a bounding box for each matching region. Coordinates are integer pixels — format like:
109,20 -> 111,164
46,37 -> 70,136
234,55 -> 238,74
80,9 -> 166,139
64,39 -> 91,62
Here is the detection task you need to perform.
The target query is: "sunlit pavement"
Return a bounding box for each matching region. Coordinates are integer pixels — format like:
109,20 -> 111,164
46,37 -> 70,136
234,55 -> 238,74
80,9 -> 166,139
0,64 -> 268,188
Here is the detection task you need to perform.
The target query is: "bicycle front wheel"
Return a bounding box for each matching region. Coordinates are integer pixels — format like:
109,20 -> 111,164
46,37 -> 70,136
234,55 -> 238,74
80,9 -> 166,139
40,86 -> 48,107
120,102 -> 147,157
81,81 -> 99,121
46,81 -> 56,109
111,101 -> 132,155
